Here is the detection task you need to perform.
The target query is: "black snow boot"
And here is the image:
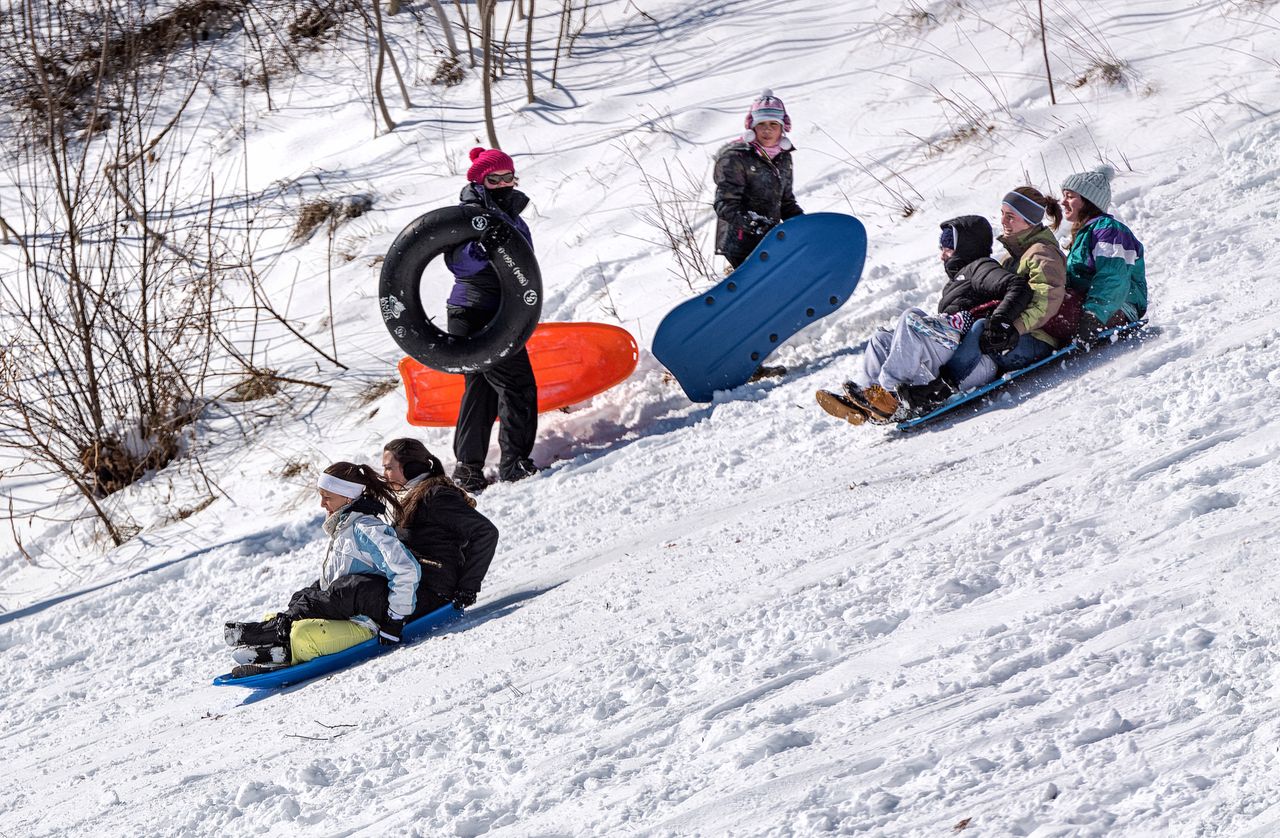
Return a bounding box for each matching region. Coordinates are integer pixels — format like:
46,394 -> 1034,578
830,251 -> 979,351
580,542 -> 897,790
232,645 -> 289,666
452,464 -> 490,494
499,458 -> 540,483
230,662 -> 289,678
224,620 -> 277,647
896,377 -> 955,417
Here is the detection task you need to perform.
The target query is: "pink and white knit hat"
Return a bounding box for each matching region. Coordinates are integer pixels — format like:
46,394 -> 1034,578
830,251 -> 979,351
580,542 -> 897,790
744,89 -> 792,132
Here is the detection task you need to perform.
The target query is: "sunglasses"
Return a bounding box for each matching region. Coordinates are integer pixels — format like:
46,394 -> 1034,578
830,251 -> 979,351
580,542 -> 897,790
484,172 -> 516,185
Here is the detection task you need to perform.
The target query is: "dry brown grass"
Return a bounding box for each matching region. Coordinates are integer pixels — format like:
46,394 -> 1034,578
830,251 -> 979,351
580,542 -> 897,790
289,194 -> 374,243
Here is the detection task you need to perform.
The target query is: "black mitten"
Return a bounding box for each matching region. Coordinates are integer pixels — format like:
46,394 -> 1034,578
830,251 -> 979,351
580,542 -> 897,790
743,211 -> 772,236
451,589 -> 478,610
1076,311 -> 1106,342
480,218 -> 513,251
377,611 -> 405,646
978,318 -> 1020,355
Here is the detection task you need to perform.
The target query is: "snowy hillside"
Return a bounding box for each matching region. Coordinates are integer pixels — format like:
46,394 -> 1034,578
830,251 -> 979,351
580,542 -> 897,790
3,0 -> 1280,835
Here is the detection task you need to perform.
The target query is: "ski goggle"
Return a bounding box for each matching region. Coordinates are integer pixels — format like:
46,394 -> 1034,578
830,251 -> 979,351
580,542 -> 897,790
484,172 -> 516,185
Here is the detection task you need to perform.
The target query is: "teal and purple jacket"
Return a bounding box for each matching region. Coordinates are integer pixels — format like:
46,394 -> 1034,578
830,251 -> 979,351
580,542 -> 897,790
1065,215 -> 1147,324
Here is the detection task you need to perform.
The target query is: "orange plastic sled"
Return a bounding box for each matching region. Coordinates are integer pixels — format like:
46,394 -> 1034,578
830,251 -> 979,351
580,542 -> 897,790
398,322 -> 639,427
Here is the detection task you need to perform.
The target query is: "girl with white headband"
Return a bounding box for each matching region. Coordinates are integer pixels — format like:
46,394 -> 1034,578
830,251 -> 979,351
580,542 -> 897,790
223,462 -> 422,676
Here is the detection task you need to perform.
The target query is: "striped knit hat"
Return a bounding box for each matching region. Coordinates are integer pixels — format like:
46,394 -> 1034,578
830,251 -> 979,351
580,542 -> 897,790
744,89 -> 792,132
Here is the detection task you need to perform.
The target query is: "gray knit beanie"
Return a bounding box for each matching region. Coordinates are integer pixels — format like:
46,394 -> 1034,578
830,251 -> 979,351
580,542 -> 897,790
1061,165 -> 1115,212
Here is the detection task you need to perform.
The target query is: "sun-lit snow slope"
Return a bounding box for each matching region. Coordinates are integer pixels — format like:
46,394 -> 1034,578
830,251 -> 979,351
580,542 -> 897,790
2,0 -> 1280,835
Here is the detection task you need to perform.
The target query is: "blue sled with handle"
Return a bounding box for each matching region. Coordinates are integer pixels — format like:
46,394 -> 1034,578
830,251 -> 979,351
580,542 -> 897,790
654,212 -> 867,403
896,320 -> 1149,432
212,603 -> 464,690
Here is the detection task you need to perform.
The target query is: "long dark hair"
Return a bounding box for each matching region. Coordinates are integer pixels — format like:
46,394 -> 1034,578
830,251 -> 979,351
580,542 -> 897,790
1067,194 -> 1104,248
1011,185 -> 1063,231
383,439 -> 473,525
384,438 -> 445,482
324,461 -> 402,519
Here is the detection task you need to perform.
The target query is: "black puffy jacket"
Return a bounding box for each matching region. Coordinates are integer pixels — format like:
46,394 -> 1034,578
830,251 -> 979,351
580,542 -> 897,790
397,480 -> 499,616
712,140 -> 803,264
935,215 -> 1033,326
936,257 -> 1033,326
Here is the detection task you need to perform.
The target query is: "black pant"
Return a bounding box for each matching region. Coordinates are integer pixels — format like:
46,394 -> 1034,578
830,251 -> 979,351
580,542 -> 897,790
287,574 -> 389,621
447,305 -> 538,476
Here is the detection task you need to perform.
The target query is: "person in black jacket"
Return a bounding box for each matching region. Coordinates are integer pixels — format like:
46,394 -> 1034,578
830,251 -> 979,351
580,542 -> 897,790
383,438 -> 499,612
816,215 -> 1032,425
713,89 -> 804,270
443,147 -> 540,493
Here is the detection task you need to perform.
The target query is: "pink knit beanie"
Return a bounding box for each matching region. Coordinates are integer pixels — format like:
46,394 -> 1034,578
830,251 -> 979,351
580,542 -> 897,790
466,147 -> 516,184
744,89 -> 792,132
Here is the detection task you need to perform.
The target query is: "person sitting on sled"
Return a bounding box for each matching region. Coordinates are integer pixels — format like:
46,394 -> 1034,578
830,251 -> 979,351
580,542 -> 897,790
382,437 -> 499,612
939,185 -> 1069,398
223,463 -> 422,677
1059,165 -> 1147,340
815,214 -> 1036,425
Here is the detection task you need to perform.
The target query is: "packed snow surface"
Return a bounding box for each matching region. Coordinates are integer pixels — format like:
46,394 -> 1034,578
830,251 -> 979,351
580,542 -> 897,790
3,0 -> 1280,835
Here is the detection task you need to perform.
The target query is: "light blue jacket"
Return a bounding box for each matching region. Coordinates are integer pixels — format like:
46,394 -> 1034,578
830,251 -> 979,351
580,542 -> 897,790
320,507 -> 421,619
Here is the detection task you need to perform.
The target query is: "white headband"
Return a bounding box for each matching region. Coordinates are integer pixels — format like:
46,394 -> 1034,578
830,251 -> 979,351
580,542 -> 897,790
318,473 -> 365,499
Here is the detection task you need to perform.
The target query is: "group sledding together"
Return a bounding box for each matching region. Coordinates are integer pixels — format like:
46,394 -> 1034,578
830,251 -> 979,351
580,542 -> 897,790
220,88 -> 1149,682
222,440 -> 497,678
814,168 -> 1147,426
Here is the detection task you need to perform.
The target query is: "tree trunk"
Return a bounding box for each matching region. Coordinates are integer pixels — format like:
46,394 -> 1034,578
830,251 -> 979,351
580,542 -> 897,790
481,0 -> 500,148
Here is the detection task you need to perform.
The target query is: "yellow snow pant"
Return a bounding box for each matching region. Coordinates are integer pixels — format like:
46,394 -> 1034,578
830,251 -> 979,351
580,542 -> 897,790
266,613 -> 375,664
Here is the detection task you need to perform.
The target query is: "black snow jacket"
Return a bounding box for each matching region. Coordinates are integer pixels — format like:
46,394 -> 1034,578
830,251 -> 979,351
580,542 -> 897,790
444,182 -> 532,310
712,139 -> 803,265
397,478 -> 499,616
935,215 -> 1033,326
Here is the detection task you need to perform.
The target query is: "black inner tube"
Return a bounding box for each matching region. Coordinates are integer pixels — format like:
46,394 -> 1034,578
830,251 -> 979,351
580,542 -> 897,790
379,205 -> 543,374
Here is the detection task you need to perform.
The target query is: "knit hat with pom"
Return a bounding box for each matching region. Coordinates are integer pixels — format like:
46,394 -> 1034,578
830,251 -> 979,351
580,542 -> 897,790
744,89 -> 791,132
466,147 -> 516,184
1061,165 -> 1115,212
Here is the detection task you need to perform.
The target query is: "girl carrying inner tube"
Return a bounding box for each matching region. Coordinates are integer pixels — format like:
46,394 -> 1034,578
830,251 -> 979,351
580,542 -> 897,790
444,147 -> 541,493
222,463 -> 422,677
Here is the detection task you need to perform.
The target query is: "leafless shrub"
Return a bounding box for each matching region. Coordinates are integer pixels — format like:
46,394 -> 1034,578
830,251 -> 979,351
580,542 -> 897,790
356,377 -> 400,406
226,370 -> 284,402
277,458 -> 312,479
289,194 -> 374,243
1071,57 -> 1132,89
621,144 -> 719,292
6,0 -> 239,135
287,1 -> 346,43
432,55 -> 465,86
815,126 -> 923,219
176,495 -> 216,520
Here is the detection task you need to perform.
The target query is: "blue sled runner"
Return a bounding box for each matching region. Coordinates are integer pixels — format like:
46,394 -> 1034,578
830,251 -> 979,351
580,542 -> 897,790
896,320 -> 1149,432
212,603 -> 464,690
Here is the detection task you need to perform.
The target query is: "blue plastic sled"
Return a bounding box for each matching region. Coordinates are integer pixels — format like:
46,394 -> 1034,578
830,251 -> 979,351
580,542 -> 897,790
653,213 -> 867,402
212,603 -> 464,690
896,320 -> 1149,432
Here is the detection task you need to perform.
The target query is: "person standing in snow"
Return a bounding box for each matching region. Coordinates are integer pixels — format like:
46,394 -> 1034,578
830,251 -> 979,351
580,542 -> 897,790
815,215 -> 1034,425
222,463 -> 422,677
940,186 -> 1069,398
444,147 -> 540,494
712,88 -> 804,270
1059,165 -> 1147,340
382,438 -> 499,612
